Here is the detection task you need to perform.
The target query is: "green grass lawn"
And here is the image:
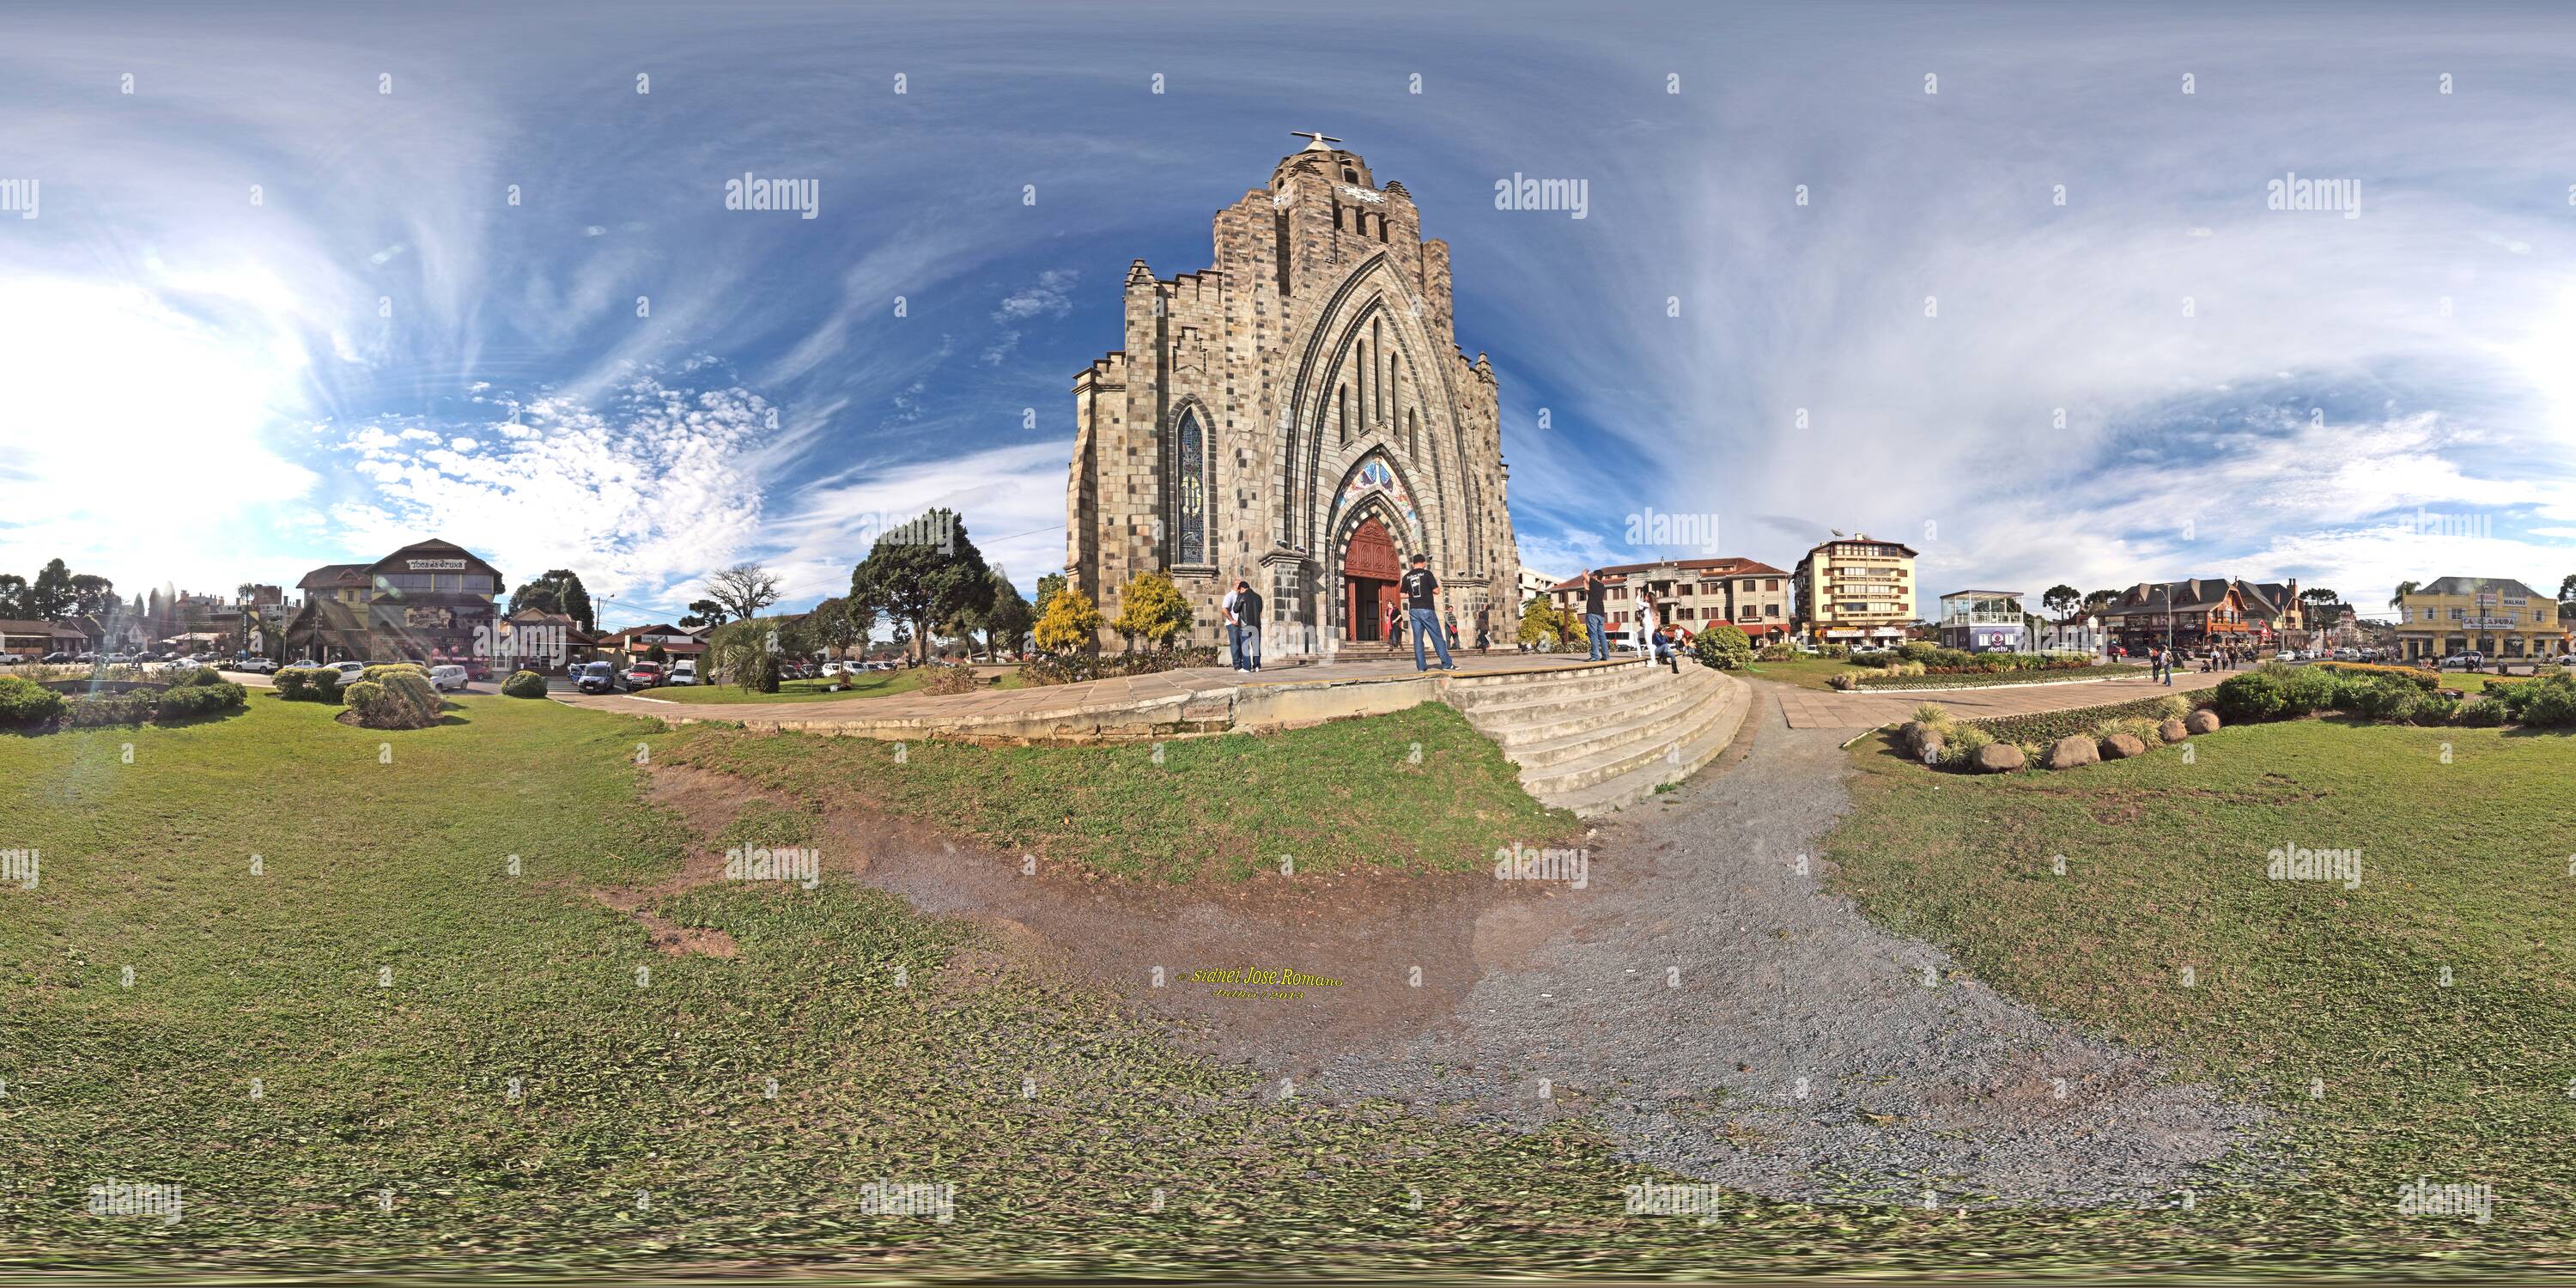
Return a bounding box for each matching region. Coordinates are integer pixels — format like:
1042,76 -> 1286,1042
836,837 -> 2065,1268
645,668 -> 1024,705
11,692 -> 2570,1276
654,702 -> 1576,882
1822,718 -> 2576,1262
1740,655 -> 1869,690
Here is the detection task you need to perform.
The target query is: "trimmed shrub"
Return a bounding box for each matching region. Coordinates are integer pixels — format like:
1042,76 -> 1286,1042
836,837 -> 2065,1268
362,663 -> 429,684
0,675 -> 67,724
1689,624 -> 1754,671
2214,671 -> 2287,722
66,692 -> 159,726
2275,665 -> 2337,716
2342,677 -> 2420,723
2409,694 -> 2459,726
173,665 -> 226,688
347,671 -> 442,730
154,680 -> 246,720
2151,695 -> 2191,721
274,666 -> 343,702
1818,644 -> 1850,660
2454,697 -> 2508,727
2500,671 -> 2576,727
2313,660 -> 2439,691
501,670 -> 550,699
1755,644 -> 1797,662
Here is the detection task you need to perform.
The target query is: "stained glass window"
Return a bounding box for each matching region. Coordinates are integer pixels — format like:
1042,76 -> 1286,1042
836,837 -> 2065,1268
1176,410 -> 1206,564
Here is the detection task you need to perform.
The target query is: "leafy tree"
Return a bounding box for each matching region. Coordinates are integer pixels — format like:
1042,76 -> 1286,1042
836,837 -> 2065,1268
1032,572 -> 1067,623
705,562 -> 784,625
2558,573 -> 2576,604
1032,587 -> 1103,654
679,598 -> 730,629
2082,589 -> 2118,611
0,574 -> 26,619
28,559 -> 74,620
70,574 -> 117,618
2042,584 -> 2080,618
2300,587 -> 2339,608
1517,596 -> 1574,647
645,641 -> 667,665
805,597 -> 864,659
1111,572 -> 1191,649
977,572 -> 1033,659
507,569 -> 597,632
2391,580 -> 2420,609
849,509 -> 993,664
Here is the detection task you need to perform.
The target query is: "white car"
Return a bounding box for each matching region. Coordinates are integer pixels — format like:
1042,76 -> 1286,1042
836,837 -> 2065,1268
666,660 -> 697,685
327,660 -> 368,685
428,665 -> 471,692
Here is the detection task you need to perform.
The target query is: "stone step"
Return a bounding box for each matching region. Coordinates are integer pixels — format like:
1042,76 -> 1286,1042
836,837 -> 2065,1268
1467,664 -> 1710,749
1441,659 -> 1668,712
1545,677 -> 1751,817
1490,671 -> 1728,769
1511,677 -> 1731,794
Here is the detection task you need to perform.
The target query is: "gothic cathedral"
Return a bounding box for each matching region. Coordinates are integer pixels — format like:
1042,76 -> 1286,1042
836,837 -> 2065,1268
1065,135 -> 1522,650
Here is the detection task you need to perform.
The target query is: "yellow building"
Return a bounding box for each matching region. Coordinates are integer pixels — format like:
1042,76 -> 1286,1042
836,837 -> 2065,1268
2393,577 -> 2565,661
1792,536 -> 1917,646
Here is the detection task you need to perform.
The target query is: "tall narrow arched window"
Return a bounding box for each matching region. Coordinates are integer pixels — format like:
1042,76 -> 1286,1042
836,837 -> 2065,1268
1406,408 -> 1419,460
1176,409 -> 1206,565
1338,384 -> 1350,445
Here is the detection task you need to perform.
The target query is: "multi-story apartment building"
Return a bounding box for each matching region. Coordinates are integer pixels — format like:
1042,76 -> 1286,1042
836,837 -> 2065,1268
2392,577 -> 2564,660
1516,565 -> 1563,608
1547,557 -> 1792,647
1791,537 -> 1917,646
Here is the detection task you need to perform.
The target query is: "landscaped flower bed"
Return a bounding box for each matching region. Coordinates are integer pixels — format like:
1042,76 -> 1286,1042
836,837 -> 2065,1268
1905,691 -> 2213,773
2213,663 -> 2576,729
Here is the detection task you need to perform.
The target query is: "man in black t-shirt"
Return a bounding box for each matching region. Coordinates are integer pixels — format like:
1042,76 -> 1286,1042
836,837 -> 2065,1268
1400,555 -> 1457,671
1581,573 -> 1610,661
1235,580 -> 1264,671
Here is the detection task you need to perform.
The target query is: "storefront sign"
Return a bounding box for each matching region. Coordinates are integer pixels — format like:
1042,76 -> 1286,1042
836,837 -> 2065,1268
406,558 -> 469,571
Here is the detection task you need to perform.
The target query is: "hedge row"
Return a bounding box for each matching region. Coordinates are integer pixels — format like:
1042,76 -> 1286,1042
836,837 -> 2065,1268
1959,691 -> 2214,746
1024,646 -> 1221,687
2,668 -> 247,728
1856,664 -> 2146,691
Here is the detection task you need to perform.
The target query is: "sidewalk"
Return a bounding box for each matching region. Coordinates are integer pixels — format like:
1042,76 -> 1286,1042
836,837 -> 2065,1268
1772,668 -> 2231,730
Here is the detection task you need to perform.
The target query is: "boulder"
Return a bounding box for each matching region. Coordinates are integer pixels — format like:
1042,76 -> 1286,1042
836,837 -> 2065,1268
2159,718 -> 2190,743
2044,735 -> 2099,770
1908,724 -> 1946,762
2099,733 -> 2148,760
2185,709 -> 2221,735
1971,741 -> 2026,774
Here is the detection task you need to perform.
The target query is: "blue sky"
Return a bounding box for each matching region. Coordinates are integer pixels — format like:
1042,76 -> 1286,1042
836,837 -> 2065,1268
4,0 -> 2575,624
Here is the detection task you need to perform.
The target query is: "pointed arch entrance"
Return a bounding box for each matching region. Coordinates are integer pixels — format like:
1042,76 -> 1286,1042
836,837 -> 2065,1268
1342,515 -> 1401,642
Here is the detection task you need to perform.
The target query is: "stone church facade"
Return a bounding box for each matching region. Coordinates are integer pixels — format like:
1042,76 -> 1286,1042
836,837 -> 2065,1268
1065,136 -> 1521,652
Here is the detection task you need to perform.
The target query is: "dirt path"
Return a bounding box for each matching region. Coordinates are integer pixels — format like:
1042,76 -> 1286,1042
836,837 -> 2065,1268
644,683 -> 2261,1206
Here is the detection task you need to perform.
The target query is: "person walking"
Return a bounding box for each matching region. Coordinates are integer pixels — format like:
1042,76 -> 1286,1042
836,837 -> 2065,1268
1385,600 -> 1403,652
1400,555 -> 1458,671
1236,579 -> 1264,672
1221,580 -> 1247,672
1582,572 -> 1610,662
1444,608 -> 1460,653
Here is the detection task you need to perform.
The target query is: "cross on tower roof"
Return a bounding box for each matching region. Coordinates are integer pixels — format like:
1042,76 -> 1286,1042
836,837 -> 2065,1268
1291,131 -> 1344,152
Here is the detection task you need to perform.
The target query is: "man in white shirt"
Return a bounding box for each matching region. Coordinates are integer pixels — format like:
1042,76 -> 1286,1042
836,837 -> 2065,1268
1220,581 -> 1245,671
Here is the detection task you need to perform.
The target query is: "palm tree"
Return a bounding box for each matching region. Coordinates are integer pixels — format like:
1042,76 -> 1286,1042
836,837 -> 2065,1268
2390,580 -> 2419,609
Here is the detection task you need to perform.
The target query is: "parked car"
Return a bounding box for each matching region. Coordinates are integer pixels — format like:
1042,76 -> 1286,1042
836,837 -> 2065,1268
428,664 -> 471,692
575,660 -> 621,694
666,660 -> 697,686
234,657 -> 278,674
328,660 -> 369,684
622,661 -> 665,690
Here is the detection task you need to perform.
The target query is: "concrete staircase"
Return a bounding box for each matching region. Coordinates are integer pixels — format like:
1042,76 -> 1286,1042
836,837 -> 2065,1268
1440,658 -> 1751,816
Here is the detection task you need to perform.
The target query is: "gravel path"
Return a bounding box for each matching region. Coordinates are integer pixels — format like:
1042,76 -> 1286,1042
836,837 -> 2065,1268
1309,681 -> 2266,1206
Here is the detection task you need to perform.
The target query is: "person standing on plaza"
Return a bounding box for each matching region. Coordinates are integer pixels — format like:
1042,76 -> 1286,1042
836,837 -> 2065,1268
1385,599 -> 1403,652
1632,582 -> 1662,665
1235,579 -> 1264,672
1582,572 -> 1611,662
1221,579 -> 1246,672
1444,607 -> 1460,653
1400,555 -> 1458,672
